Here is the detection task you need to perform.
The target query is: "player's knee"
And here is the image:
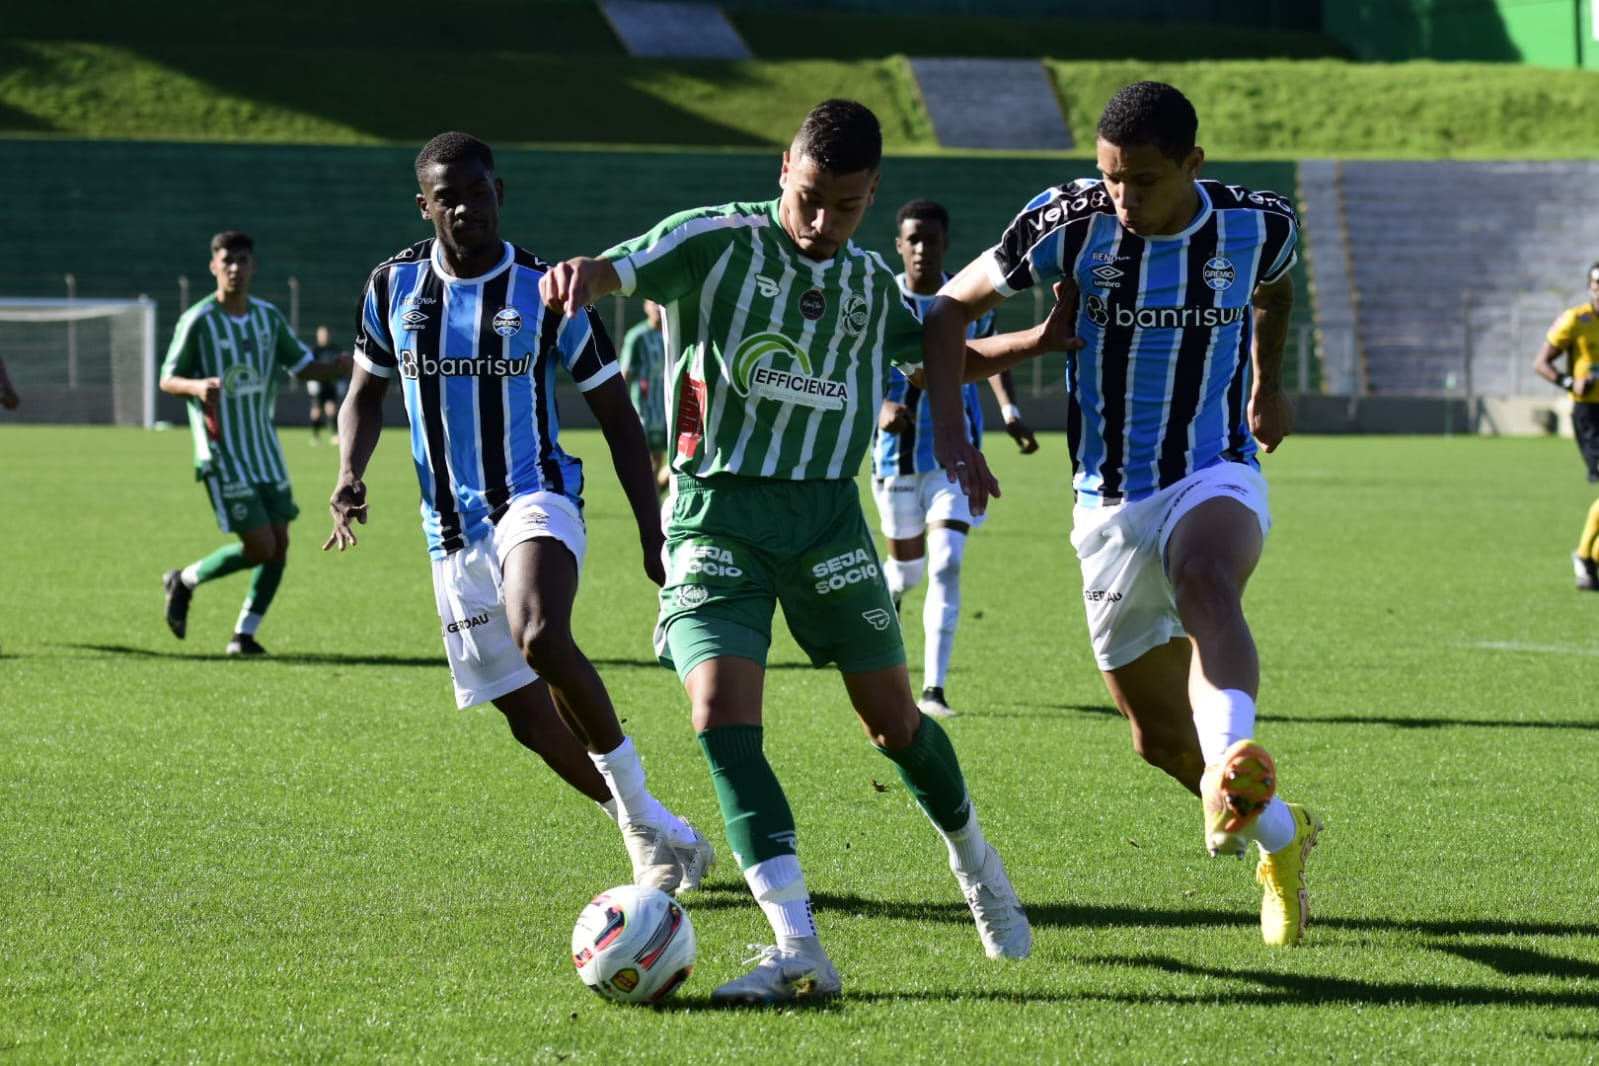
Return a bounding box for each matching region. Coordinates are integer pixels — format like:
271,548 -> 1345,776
514,616 -> 574,670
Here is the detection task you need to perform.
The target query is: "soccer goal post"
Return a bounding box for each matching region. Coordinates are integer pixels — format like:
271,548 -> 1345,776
0,297 -> 159,427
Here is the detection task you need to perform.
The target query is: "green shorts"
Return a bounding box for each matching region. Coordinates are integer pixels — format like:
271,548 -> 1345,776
655,475 -> 905,680
200,471 -> 299,534
644,424 -> 668,454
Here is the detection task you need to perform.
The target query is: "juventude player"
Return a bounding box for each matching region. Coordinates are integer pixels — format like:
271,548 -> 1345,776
872,198 -> 1037,719
159,230 -> 351,655
542,100 -> 1058,1004
924,82 -> 1323,946
325,132 -> 711,894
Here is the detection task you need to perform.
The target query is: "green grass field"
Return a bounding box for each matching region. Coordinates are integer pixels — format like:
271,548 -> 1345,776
3,426 -> 1597,1063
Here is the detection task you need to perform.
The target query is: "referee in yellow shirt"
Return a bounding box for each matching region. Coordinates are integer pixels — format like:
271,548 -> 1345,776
1534,261 -> 1599,590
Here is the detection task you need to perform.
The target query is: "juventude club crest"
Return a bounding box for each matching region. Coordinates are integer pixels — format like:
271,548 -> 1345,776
840,294 -> 868,337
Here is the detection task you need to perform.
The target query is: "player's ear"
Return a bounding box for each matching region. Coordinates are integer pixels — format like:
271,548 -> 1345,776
1185,147 -> 1205,180
866,170 -> 880,206
416,192 -> 429,221
778,151 -> 792,190
494,177 -> 505,206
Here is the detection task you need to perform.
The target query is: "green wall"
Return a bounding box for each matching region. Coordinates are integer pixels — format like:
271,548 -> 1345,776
1325,0 -> 1589,67
3,140 -> 1304,418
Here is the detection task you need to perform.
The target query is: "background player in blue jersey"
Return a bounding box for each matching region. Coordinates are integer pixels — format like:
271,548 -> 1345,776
922,82 -> 1323,947
325,132 -> 712,895
872,199 -> 1037,719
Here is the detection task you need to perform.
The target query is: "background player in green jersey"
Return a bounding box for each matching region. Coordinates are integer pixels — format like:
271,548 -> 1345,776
160,231 -> 351,655
541,99 -> 1070,1005
618,299 -> 670,492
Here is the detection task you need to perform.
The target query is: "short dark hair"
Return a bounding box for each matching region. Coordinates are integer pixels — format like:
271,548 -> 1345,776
1097,81 -> 1198,162
1588,261 -> 1599,279
791,99 -> 881,176
210,230 -> 253,255
896,199 -> 949,231
415,131 -> 495,182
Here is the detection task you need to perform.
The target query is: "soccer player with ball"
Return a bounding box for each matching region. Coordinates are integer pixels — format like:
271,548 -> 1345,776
924,82 -> 1324,947
541,100 -> 1072,1004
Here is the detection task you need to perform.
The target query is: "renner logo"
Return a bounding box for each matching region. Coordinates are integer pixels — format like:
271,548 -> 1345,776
446,612 -> 490,633
812,548 -> 879,594
400,350 -> 532,378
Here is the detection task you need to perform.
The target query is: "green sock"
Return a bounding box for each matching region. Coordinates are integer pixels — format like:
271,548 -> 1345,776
245,561 -> 285,614
193,543 -> 252,585
876,715 -> 972,832
697,725 -> 797,872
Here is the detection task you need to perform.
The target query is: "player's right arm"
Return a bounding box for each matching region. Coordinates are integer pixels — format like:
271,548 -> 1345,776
1534,311 -> 1591,396
326,270 -> 396,551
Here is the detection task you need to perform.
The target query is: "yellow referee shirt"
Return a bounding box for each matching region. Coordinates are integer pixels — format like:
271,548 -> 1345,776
1548,302 -> 1599,404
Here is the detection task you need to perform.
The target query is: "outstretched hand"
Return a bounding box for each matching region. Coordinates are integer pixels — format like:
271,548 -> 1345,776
539,258 -> 607,319
324,479 -> 369,551
936,428 -> 1000,516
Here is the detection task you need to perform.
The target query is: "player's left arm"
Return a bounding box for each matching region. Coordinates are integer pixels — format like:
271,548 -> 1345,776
1249,273 -> 1295,453
566,309 -> 666,586
585,374 -> 667,587
0,354 -> 18,410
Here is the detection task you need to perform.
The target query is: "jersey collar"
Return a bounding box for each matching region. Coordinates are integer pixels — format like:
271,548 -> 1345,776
429,240 -> 514,284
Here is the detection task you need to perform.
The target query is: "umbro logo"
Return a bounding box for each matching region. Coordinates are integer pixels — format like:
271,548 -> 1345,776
755,275 -> 781,298
400,309 -> 429,331
1091,265 -> 1124,285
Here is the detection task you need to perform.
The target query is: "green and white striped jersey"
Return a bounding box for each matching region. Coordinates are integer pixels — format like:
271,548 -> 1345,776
606,199 -> 923,482
160,295 -> 312,483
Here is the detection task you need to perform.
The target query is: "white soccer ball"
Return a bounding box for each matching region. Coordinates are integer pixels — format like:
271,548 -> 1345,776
571,884 -> 696,1004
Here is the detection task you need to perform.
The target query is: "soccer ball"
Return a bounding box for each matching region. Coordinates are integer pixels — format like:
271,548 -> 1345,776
571,884 -> 696,1004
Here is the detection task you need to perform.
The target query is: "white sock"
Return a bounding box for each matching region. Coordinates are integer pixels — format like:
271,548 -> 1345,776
180,564 -> 200,588
937,802 -> 989,876
234,610 -> 262,637
883,555 -> 925,607
745,855 -> 817,940
597,798 -> 619,823
1193,688 -> 1257,766
1254,798 -> 1298,853
590,736 -> 651,828
923,527 -> 966,690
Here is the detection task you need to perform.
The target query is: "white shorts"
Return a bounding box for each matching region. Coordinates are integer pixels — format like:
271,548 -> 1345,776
871,471 -> 987,540
1070,463 -> 1271,671
430,491 -> 588,708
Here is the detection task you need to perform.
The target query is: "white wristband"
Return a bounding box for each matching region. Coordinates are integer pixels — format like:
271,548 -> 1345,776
1002,404 -> 1023,423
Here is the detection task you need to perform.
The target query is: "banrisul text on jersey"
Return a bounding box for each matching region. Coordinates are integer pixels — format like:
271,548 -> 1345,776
983,179 -> 1299,505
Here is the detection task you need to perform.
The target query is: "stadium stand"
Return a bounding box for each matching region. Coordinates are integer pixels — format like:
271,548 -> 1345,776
1336,161 -> 1598,397
600,0 -> 752,58
910,58 -> 1073,150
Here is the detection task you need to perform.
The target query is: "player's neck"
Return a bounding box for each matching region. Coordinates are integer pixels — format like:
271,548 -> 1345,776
215,290 -> 249,316
436,241 -> 502,280
905,271 -> 941,296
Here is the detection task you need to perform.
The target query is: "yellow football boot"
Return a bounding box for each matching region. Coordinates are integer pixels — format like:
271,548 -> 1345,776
1256,802 -> 1323,947
1200,739 -> 1277,857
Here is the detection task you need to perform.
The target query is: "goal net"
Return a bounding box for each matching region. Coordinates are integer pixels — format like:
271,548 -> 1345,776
0,298 -> 158,427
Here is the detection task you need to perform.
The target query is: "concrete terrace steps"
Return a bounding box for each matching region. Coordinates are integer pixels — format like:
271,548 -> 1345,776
1331,159 -> 1599,396
909,58 -> 1073,151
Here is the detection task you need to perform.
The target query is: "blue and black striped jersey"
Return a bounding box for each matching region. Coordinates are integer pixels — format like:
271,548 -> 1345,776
983,178 -> 1299,505
871,274 -> 996,477
354,239 -> 619,558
